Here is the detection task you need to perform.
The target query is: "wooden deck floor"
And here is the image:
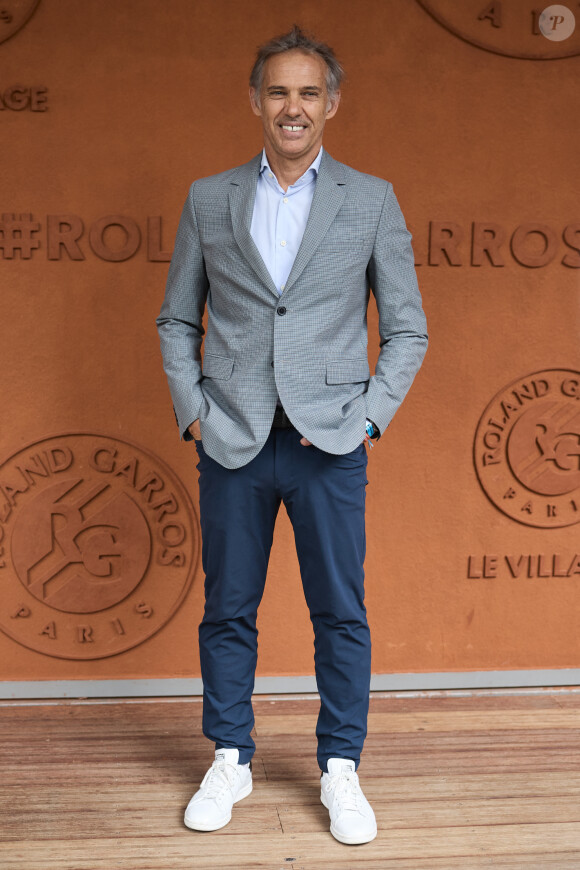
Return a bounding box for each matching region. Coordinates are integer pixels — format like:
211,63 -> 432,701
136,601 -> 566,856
1,690 -> 579,869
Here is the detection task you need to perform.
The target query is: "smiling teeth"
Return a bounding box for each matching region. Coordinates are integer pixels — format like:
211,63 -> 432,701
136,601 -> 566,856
282,125 -> 304,131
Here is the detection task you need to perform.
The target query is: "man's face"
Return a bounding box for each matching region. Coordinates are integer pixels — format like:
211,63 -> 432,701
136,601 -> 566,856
250,49 -> 340,166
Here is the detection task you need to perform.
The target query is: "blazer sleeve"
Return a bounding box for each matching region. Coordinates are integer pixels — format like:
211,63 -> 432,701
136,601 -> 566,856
156,182 -> 209,440
365,182 -> 428,435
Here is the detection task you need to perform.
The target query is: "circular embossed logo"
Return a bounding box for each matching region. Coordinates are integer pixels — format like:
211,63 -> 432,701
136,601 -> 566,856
0,0 -> 40,46
415,0 -> 580,59
474,370 -> 580,528
0,434 -> 199,659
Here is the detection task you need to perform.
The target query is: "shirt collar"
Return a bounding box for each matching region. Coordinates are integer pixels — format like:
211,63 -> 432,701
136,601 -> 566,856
259,147 -> 323,190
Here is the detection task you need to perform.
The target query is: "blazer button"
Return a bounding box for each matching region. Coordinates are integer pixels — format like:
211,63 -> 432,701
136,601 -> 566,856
277,306 -> 287,316
271,360 -> 274,367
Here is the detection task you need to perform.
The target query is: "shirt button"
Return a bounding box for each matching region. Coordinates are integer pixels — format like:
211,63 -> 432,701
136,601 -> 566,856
283,197 -> 288,203
280,240 -> 287,247
280,284 -> 285,291
277,306 -> 287,316
268,172 -> 273,178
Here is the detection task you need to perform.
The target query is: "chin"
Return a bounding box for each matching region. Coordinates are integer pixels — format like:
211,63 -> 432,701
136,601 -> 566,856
278,141 -> 309,155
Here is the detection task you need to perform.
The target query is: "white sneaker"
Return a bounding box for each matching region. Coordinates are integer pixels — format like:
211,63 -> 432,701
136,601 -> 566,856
184,748 -> 252,831
321,758 -> 377,845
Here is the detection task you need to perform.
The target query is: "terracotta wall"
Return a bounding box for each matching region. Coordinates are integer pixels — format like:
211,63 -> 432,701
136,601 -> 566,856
1,0 -> 578,684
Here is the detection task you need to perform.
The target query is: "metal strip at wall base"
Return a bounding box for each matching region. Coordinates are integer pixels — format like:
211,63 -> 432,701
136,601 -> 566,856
0,670 -> 579,699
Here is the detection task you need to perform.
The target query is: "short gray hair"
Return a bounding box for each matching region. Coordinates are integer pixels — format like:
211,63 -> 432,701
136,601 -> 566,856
249,25 -> 344,102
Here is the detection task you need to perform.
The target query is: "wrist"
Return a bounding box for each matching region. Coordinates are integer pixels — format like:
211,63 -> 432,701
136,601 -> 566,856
365,419 -> 380,440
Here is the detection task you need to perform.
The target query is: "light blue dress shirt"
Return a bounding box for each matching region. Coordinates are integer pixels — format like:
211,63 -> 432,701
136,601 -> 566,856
250,147 -> 323,295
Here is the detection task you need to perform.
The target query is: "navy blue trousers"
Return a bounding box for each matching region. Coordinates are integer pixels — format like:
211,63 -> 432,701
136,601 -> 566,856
195,427 -> 370,772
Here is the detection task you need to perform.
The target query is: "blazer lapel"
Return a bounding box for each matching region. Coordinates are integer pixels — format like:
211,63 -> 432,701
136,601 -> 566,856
282,151 -> 347,295
229,156 -> 280,299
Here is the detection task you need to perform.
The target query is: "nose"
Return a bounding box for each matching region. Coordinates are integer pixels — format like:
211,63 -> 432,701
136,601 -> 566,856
284,93 -> 302,117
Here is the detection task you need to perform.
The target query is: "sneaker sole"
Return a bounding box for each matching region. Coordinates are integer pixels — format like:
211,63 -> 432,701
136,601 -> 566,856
329,823 -> 378,845
184,780 -> 253,832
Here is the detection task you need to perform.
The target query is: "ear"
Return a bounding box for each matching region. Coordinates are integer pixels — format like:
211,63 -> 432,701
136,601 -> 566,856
325,90 -> 340,120
249,87 -> 261,117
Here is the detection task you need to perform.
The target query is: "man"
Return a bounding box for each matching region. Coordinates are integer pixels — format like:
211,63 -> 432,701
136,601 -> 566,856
157,26 -> 427,845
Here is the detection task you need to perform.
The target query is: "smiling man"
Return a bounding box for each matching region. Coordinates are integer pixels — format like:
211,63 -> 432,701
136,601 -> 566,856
157,26 -> 428,845
250,48 -> 339,183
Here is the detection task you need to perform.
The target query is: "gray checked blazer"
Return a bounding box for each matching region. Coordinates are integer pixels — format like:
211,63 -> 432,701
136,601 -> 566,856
157,150 -> 428,470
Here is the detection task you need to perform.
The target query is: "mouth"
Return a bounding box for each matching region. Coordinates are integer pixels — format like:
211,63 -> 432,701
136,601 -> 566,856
279,124 -> 307,133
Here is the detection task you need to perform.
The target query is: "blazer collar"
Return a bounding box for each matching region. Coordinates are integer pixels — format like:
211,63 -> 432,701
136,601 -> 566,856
228,150 -> 347,299
283,151 -> 347,294
228,155 -> 279,298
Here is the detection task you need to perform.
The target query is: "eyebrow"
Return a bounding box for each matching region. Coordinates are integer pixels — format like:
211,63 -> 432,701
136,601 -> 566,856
266,85 -> 323,92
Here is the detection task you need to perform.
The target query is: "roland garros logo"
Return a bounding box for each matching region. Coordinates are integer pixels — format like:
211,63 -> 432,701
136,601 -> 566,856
0,433 -> 199,659
0,0 -> 40,46
415,1 -> 580,60
474,369 -> 580,528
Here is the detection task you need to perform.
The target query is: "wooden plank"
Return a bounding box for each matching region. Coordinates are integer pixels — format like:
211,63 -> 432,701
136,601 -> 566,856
0,802 -> 283,841
255,692 -> 580,714
280,795 -> 580,832
4,771 -> 580,813
1,824 -> 580,869
254,709 -> 580,735
6,796 -> 577,843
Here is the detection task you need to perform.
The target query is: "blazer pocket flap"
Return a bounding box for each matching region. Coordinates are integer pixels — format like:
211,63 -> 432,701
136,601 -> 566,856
326,358 -> 370,385
202,353 -> 234,380
316,238 -> 370,254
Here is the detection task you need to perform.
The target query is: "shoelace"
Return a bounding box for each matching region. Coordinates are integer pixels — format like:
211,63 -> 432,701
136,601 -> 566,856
200,759 -> 239,801
326,768 -> 362,813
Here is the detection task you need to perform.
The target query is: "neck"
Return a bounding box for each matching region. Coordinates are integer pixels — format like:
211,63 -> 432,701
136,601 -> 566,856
264,146 -> 321,191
